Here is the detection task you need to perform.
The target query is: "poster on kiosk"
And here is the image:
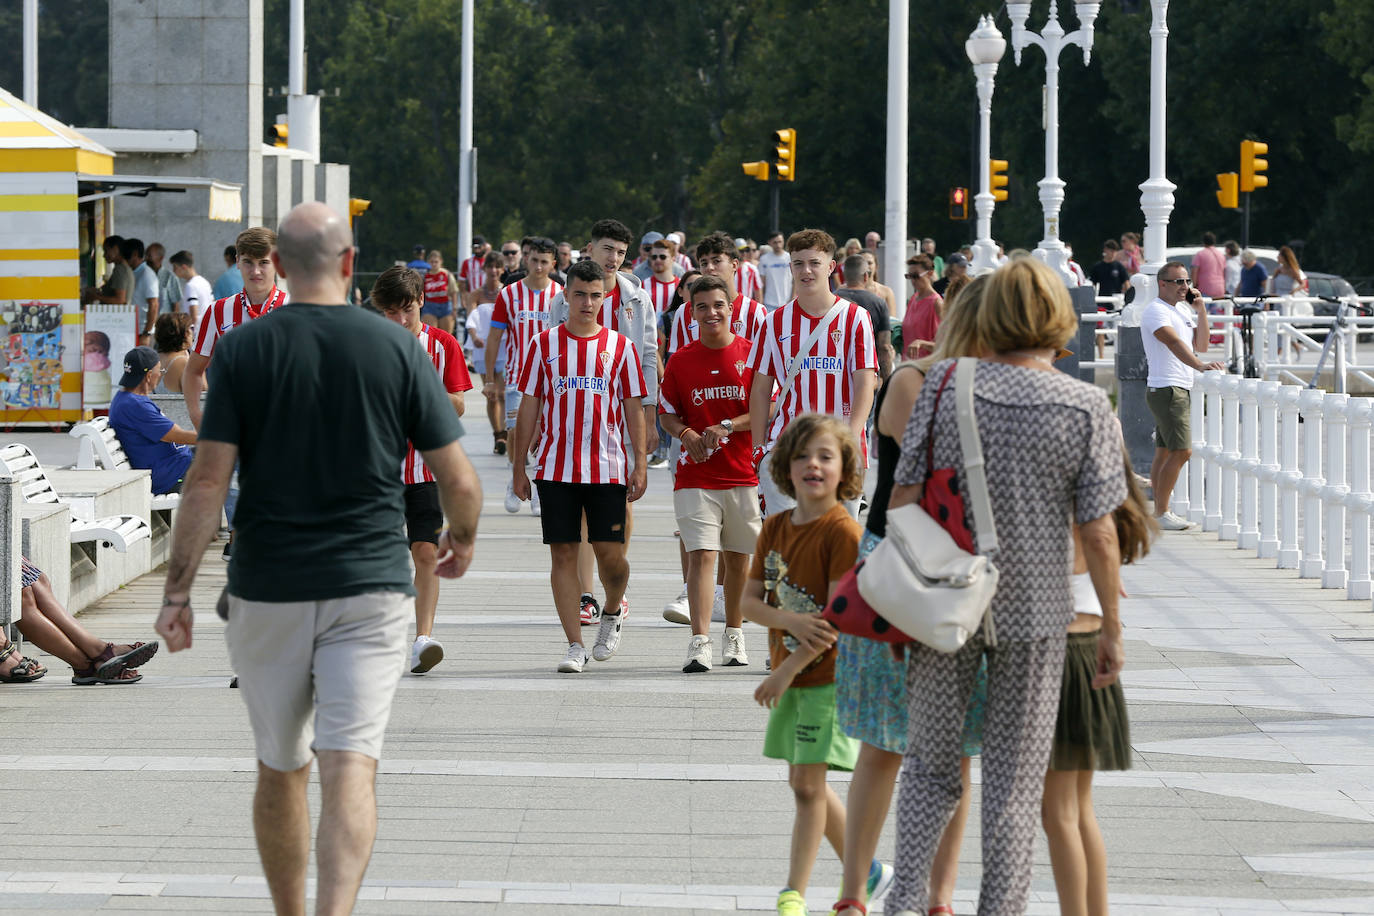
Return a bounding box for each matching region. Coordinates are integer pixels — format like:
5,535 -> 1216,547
83,305 -> 138,410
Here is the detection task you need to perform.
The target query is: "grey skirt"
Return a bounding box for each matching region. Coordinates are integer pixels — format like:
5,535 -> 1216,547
1049,629 -> 1131,772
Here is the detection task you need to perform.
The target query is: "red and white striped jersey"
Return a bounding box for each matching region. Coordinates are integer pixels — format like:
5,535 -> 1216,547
746,297 -> 877,454
491,279 -> 562,382
737,260 -> 762,302
402,325 -> 473,484
458,255 -> 485,291
424,270 -> 451,305
518,325 -> 646,485
644,274 -> 680,317
669,293 -> 768,353
192,287 -> 289,359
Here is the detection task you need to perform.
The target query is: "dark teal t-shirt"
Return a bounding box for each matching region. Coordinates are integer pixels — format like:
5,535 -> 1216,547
201,303 -> 464,601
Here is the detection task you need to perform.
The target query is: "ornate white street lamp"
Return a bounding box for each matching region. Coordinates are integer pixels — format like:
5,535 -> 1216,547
1127,0 -> 1176,313
1007,0 -> 1101,281
966,15 -> 1006,275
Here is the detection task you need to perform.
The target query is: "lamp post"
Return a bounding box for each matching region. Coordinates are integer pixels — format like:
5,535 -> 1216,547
883,0 -> 909,317
1127,0 -> 1175,314
966,15 -> 1006,275
457,0 -> 475,261
1007,0 -> 1101,282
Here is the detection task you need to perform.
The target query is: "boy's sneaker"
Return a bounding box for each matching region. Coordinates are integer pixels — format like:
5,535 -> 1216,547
776,889 -> 808,916
661,586 -> 690,625
504,481 -> 521,513
683,634 -> 712,672
1156,511 -> 1195,531
557,643 -> 589,673
579,594 -> 602,625
530,486 -> 541,517
723,627 -> 748,666
647,454 -> 668,468
593,604 -> 626,661
711,584 -> 727,623
865,860 -> 895,903
409,635 -> 444,674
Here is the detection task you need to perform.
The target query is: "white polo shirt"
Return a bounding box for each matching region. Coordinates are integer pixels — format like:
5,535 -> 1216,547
1140,297 -> 1197,389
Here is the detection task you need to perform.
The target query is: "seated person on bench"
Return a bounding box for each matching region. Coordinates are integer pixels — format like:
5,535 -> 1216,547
108,346 -> 197,494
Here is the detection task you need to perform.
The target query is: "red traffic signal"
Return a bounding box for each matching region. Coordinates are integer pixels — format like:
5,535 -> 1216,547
948,187 -> 969,220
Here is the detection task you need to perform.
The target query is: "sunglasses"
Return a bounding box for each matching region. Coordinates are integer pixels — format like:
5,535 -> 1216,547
649,254 -> 669,261
1161,277 -> 1190,285
501,250 -> 519,257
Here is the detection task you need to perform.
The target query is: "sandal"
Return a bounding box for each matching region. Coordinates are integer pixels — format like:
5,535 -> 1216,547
73,644 -> 147,685
95,641 -> 158,680
0,642 -> 47,683
832,900 -> 867,915
72,663 -> 142,685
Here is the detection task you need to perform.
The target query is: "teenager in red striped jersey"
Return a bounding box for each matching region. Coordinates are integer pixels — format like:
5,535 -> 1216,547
456,235 -> 489,314
747,228 -> 877,518
735,238 -> 763,301
643,239 -> 681,317
512,258 -> 647,673
372,267 -> 471,675
668,232 -> 769,353
182,226 -> 287,431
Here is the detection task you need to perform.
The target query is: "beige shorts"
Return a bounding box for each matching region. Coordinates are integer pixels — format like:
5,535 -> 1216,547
225,591 -> 412,772
674,485 -> 763,554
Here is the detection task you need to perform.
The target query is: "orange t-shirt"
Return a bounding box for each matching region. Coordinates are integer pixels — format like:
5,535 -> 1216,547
751,502 -> 862,688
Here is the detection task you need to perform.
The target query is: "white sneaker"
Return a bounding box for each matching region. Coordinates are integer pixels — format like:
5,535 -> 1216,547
661,586 -> 690,625
711,584 -> 727,623
530,485 -> 541,517
409,635 -> 444,674
683,634 -> 712,673
1157,512 -> 1196,531
504,481 -> 521,513
722,627 -> 748,666
593,604 -> 626,661
557,643 -> 589,673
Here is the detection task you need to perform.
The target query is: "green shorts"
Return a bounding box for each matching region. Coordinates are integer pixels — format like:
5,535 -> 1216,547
1146,385 -> 1191,452
763,682 -> 859,771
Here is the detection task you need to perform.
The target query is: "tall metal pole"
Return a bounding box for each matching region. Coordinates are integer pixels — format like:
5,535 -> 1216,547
1127,0 -> 1175,313
883,0 -> 909,318
286,0 -> 320,161
967,16 -> 1006,275
769,181 -> 780,237
457,0 -> 475,261
22,0 -> 38,107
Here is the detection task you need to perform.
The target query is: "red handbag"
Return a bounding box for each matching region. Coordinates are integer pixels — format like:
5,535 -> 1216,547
822,364 -> 970,642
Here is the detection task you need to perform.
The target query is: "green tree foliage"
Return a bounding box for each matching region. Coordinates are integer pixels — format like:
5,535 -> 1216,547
0,0 -> 107,127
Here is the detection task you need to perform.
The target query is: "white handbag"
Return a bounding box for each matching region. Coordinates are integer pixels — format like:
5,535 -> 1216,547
855,358 -> 999,652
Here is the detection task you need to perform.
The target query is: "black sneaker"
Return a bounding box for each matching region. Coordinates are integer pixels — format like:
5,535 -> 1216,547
221,540 -> 232,561
579,594 -> 602,625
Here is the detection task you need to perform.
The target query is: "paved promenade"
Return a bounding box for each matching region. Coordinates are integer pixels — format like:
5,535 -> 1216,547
4,397 -> 1374,915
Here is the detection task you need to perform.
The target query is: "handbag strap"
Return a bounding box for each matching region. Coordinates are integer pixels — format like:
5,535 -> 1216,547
782,298 -> 847,392
954,357 -> 998,554
923,362 -> 957,484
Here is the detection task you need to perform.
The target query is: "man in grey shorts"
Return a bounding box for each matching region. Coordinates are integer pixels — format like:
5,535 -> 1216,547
156,201 -> 482,915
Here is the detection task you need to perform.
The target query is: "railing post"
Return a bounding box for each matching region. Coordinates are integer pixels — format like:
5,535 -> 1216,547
1237,379 -> 1261,551
1298,388 -> 1326,579
0,475 -> 18,637
1204,373 -> 1224,532
1256,381 -> 1282,558
1347,398 -> 1372,602
1321,393 -> 1350,589
1256,311 -> 1273,380
1218,375 -> 1241,540
1277,386 -> 1302,569
1186,372 -> 1206,525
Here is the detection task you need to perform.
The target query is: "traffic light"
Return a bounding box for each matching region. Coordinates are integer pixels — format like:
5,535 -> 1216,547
989,158 -> 1009,202
772,128 -> 797,182
1215,172 -> 1239,210
348,198 -> 371,226
949,187 -> 969,220
269,122 -> 288,148
1240,140 -> 1268,192
741,160 -> 770,182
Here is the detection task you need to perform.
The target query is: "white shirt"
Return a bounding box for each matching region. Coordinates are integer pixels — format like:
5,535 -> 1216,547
1140,297 -> 1197,389
1224,255 -> 1242,296
757,250 -> 792,309
180,274 -> 213,318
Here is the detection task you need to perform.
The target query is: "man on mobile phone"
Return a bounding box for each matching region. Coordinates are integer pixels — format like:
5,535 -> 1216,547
1140,262 -> 1225,531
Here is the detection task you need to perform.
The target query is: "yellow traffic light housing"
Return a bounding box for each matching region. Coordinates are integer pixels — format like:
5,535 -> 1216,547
949,187 -> 969,221
348,198 -> 371,226
1240,140 -> 1268,192
270,123 -> 289,148
741,161 -> 770,182
1215,173 -> 1239,210
989,159 -> 1009,202
772,128 -> 797,182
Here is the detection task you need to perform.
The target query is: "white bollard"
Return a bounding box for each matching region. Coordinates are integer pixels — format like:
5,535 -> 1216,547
1347,399 -> 1373,602
1276,386 -> 1302,569
1186,373 -> 1206,525
1219,374 -> 1241,541
1204,374 -> 1224,532
1298,388 -> 1326,579
1321,393 -> 1350,589
1257,381 -> 1282,558
1237,379 -> 1261,551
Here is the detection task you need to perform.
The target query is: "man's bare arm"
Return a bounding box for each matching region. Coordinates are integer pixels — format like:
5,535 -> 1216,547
183,353 -> 210,429
156,440 -> 236,652
420,438 -> 482,578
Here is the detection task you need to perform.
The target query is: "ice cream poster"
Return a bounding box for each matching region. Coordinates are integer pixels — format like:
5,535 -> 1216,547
0,301 -> 65,411
82,305 -> 137,410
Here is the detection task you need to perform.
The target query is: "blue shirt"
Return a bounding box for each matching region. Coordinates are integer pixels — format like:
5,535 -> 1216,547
406,258 -> 430,271
212,264 -> 244,300
1238,263 -> 1268,298
108,390 -> 194,494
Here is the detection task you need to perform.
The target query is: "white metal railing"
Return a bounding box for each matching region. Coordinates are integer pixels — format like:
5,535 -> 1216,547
1175,370 -> 1374,604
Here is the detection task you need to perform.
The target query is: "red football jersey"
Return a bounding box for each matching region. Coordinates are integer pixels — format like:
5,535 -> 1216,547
491,279 -> 562,383
659,337 -> 756,491
424,270 -> 451,305
644,274 -> 680,317
403,325 -> 473,485
668,293 -> 768,353
458,255 -> 485,291
192,287 -> 288,359
737,260 -> 762,302
518,325 -> 646,485
746,297 -> 876,457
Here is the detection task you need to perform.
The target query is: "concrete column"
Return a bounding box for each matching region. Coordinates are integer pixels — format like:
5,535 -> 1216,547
1115,326 -> 1153,476
0,477 -> 21,633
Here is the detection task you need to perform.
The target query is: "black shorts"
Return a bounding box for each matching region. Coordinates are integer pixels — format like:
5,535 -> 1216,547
403,482 -> 444,545
534,480 -> 628,544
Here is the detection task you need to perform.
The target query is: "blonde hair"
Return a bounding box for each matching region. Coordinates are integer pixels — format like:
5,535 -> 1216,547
915,274 -> 990,372
976,258 -> 1077,352
768,414 -> 864,502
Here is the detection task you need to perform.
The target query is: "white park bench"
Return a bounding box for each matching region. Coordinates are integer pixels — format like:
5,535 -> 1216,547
0,443 -> 151,552
70,416 -> 181,511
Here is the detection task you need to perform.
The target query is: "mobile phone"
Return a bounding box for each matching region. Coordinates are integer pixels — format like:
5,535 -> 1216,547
1185,289 -> 1197,304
